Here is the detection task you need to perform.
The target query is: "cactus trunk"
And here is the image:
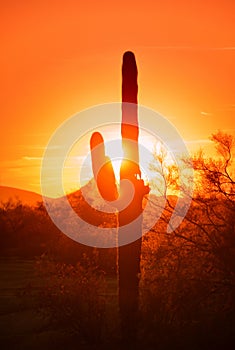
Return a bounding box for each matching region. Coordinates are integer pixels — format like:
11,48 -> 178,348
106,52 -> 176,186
118,52 -> 149,341
90,51 -> 149,342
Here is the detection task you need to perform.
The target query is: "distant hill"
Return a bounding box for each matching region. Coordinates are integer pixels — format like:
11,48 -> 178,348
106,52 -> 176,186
0,181 -> 106,210
0,186 -> 42,207
0,182 -> 190,254
0,182 -> 180,222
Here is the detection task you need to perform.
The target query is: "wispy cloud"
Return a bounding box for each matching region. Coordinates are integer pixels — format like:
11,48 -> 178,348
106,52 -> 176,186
18,145 -> 45,150
0,158 -> 41,170
23,156 -> 42,161
19,145 -> 65,150
213,47 -> 235,51
185,139 -> 213,145
138,45 -> 235,51
216,104 -> 235,112
221,128 -> 235,132
200,111 -> 213,117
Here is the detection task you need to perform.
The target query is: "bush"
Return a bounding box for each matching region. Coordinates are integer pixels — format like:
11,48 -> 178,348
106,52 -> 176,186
35,252 -> 107,345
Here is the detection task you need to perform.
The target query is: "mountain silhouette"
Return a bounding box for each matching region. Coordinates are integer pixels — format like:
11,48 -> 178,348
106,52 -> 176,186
0,182 -> 177,234
0,186 -> 42,206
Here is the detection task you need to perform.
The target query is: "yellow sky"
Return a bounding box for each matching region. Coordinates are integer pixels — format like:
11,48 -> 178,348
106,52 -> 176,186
1,0 -> 234,195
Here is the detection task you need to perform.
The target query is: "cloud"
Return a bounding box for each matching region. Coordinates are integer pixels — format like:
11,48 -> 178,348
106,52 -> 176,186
213,47 -> 235,51
138,45 -> 235,52
0,158 -> 41,170
185,139 -> 213,145
200,111 -> 213,117
19,145 -> 65,150
18,145 -> 45,150
22,156 -> 42,161
217,105 -> 235,112
221,128 -> 235,133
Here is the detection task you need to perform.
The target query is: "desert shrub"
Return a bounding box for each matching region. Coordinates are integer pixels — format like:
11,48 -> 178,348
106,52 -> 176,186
138,132 -> 235,349
35,252 -> 107,344
140,227 -> 235,349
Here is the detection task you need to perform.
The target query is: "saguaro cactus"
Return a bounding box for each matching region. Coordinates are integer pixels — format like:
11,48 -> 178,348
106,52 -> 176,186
90,51 -> 149,341
118,52 -> 149,340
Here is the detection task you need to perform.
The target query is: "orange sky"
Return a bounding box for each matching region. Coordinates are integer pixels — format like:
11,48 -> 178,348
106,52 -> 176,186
1,0 -> 234,195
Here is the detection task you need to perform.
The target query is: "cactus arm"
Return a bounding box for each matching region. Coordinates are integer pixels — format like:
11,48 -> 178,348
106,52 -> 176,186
90,131 -> 118,201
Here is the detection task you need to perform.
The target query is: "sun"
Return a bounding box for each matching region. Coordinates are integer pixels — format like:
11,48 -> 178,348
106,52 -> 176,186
110,158 -> 122,182
62,125 -> 163,196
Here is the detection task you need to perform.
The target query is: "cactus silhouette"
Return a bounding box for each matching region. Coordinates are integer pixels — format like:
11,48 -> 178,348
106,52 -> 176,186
90,132 -> 118,201
90,51 -> 149,341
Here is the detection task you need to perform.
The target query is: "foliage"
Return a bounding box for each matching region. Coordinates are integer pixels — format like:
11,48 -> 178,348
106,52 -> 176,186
35,252 -> 107,344
1,131 -> 235,349
139,131 -> 235,348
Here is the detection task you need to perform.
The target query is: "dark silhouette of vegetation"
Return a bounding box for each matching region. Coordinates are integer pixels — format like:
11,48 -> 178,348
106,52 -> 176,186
140,131 -> 235,349
0,131 -> 235,349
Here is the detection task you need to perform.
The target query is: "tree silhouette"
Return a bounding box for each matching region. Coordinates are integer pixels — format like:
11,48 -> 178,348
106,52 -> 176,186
138,132 -> 235,348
